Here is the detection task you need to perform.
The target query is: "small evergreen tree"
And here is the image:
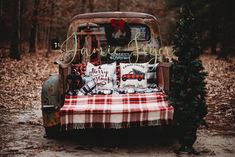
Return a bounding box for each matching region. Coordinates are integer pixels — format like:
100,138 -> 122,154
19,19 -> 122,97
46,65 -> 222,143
169,5 -> 208,153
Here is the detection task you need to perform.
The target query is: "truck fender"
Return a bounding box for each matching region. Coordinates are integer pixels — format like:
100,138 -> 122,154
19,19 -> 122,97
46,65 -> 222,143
41,74 -> 60,128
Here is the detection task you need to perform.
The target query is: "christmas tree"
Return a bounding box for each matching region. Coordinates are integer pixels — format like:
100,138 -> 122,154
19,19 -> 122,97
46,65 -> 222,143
169,5 -> 208,153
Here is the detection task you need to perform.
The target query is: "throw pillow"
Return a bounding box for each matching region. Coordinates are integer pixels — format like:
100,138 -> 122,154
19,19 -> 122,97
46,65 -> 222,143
119,63 -> 148,88
80,79 -> 96,95
147,63 -> 159,86
86,62 -> 116,90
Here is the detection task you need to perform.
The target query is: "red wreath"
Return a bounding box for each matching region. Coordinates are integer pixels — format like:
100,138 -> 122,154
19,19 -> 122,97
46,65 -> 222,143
105,19 -> 131,46
111,19 -> 126,32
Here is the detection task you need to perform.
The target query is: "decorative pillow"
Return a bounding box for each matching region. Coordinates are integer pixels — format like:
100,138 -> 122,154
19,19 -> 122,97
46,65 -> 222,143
80,79 -> 96,95
85,62 -> 116,90
119,63 -> 148,88
147,63 -> 159,86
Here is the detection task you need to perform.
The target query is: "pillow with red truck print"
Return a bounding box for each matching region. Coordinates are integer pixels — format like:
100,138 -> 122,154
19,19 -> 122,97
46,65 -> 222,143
119,63 -> 148,88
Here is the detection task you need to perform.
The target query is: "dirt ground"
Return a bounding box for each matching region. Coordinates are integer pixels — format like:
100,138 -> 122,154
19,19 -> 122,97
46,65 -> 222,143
0,51 -> 235,157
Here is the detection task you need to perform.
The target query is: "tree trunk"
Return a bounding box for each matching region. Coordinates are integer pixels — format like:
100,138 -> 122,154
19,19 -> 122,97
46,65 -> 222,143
211,39 -> 217,55
29,0 -> 40,53
218,23 -> 229,59
210,27 -> 217,55
218,40 -> 229,59
0,0 -> 3,16
105,0 -> 109,11
44,25 -> 49,49
10,0 -> 21,60
177,125 -> 198,154
0,0 -> 5,42
209,16 -> 217,55
88,0 -> 94,13
19,0 -> 24,53
46,0 -> 54,57
80,0 -> 86,14
117,0 -> 120,11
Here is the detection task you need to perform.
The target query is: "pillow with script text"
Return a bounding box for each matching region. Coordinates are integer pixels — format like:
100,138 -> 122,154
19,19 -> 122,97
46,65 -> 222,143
86,62 -> 116,90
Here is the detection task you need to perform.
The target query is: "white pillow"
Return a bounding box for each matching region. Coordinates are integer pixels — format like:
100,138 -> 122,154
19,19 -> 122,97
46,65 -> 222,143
119,63 -> 148,88
86,62 -> 116,90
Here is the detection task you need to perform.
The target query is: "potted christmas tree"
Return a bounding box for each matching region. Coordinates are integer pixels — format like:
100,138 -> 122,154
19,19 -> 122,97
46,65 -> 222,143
169,5 -> 208,154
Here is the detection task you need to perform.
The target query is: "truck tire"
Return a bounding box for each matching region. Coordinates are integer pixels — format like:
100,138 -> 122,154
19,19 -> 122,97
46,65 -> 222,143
44,125 -> 60,138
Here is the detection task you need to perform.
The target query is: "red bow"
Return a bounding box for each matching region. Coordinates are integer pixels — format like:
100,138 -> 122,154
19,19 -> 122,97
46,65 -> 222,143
111,19 -> 126,32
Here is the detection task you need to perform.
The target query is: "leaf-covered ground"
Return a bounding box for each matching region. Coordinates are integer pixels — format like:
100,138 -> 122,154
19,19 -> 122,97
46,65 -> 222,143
0,51 -> 235,157
0,51 -> 59,110
201,55 -> 235,131
0,51 -> 234,132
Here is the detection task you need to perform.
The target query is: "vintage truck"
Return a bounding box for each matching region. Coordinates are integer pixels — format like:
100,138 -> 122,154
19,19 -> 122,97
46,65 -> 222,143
41,12 -> 173,137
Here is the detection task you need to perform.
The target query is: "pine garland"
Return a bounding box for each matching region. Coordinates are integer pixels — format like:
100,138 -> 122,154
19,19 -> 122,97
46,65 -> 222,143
169,6 -> 208,127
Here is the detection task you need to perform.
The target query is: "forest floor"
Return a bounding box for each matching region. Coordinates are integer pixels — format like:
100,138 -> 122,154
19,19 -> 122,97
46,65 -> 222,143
0,50 -> 235,157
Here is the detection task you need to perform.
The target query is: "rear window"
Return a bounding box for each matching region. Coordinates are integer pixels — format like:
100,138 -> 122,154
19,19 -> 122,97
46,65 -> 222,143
75,23 -> 152,64
78,24 -> 151,42
129,24 -> 150,41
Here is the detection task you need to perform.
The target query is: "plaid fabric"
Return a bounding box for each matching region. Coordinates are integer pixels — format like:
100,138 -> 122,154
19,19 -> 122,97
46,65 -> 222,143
60,92 -> 174,130
80,79 -> 96,94
147,64 -> 158,84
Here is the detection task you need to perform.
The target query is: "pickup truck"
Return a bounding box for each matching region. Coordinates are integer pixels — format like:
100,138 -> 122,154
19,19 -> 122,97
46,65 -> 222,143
41,12 -> 172,137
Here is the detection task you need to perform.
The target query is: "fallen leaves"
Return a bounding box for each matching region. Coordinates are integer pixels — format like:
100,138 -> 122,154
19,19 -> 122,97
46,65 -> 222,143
0,51 -> 234,131
0,50 -> 59,110
201,54 -> 235,131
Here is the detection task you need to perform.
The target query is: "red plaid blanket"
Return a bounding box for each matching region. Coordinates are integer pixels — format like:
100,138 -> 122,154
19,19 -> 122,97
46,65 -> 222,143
60,92 -> 174,130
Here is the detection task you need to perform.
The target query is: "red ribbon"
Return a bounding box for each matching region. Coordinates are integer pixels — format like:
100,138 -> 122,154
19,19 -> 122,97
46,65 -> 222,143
111,19 -> 126,32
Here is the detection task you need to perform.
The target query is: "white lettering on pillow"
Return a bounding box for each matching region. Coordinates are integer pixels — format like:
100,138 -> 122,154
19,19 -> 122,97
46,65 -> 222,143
86,62 -> 116,90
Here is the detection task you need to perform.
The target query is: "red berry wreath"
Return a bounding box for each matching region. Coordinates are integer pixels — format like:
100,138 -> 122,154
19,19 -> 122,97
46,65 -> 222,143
105,19 -> 131,46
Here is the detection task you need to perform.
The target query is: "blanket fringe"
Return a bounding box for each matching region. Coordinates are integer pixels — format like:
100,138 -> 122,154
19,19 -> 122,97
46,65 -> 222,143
61,120 -> 172,131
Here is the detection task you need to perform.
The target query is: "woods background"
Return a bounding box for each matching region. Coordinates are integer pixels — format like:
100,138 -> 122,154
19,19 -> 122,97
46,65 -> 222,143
0,0 -> 234,59
0,1 -> 235,156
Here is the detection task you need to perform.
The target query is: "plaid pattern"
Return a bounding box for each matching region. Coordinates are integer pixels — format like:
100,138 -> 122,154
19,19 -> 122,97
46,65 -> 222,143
60,92 -> 174,130
147,64 -> 158,84
80,79 -> 96,94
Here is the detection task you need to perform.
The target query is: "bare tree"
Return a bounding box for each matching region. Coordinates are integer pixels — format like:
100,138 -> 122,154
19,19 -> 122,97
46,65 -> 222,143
105,0 -> 109,11
19,0 -> 24,52
89,0 -> 94,13
29,0 -> 40,53
46,0 -> 54,57
117,0 -> 120,11
0,0 -> 3,16
10,0 -> 21,60
80,0 -> 86,13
